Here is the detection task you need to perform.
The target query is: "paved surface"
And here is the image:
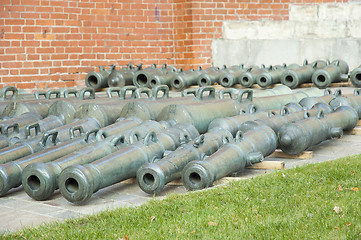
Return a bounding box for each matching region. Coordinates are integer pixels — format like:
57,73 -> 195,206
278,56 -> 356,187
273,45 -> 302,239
0,86 -> 360,234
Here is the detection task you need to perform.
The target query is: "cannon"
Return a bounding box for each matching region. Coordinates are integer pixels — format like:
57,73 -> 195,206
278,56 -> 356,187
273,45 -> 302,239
256,64 -> 298,88
0,117 -> 101,164
278,106 -> 358,155
21,120 -> 167,200
170,68 -> 203,91
0,115 -> 65,149
107,63 -> 139,88
218,65 -> 245,88
281,60 -> 329,89
182,121 -> 277,191
133,64 -> 177,88
197,66 -> 227,87
58,123 -> 199,203
137,128 -> 233,195
350,65 -> 361,88
0,129 -> 98,197
85,66 -> 112,90
239,65 -> 268,88
312,60 -> 349,88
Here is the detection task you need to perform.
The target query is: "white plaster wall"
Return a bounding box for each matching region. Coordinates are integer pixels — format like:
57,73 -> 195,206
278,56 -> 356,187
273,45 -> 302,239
213,4 -> 361,70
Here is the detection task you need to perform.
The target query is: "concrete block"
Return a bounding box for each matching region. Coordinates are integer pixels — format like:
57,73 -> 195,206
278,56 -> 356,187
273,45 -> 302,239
290,4 -> 361,21
318,4 -> 351,21
248,40 -> 300,67
212,39 -> 249,67
331,39 -> 361,69
294,20 -> 349,39
348,4 -> 361,18
299,39 -> 334,64
222,21 -> 294,40
347,21 -> 361,38
212,38 -> 361,70
289,5 -> 319,21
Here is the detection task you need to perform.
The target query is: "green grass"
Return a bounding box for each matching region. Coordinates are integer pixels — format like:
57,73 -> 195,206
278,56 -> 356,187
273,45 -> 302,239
3,154 -> 361,239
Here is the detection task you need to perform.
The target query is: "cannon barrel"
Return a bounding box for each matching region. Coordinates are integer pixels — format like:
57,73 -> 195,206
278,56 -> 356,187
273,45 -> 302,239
239,65 -> 268,88
218,66 -> 246,88
85,66 -> 111,90
58,123 -> 199,204
0,115 -> 65,149
107,63 -> 138,88
133,64 -> 177,88
0,117 -> 101,164
329,92 -> 361,118
312,60 -> 349,88
350,65 -> 361,88
278,106 -> 358,155
137,127 -> 233,194
21,120 -> 166,200
281,60 -> 328,89
250,87 -> 323,111
0,129 -> 99,196
208,102 -> 302,136
170,68 -> 203,91
182,121 -> 277,191
0,112 -> 42,136
197,66 -> 225,86
256,64 -> 297,88
148,69 -> 178,88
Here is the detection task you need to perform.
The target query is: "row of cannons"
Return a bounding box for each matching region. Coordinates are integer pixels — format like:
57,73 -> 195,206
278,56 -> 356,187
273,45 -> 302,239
86,60 -> 361,91
0,84 -> 360,204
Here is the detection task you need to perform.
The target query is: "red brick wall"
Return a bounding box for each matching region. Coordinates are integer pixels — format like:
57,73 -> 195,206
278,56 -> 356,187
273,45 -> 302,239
0,0 -> 348,91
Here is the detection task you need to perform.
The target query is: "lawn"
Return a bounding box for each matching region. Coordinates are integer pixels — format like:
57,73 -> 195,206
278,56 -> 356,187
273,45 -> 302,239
3,154 -> 361,239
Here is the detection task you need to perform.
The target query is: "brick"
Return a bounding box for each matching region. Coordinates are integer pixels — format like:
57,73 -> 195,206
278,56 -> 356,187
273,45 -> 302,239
34,61 -> 52,67
50,13 -> 69,19
5,19 -> 25,25
0,41 -> 11,47
27,54 -> 40,60
16,82 -> 36,89
52,27 -> 70,33
36,6 -> 53,12
6,47 -> 25,54
36,47 -> 55,54
35,33 -> 55,40
0,55 -> 16,61
36,20 -> 55,25
22,41 -> 41,47
91,9 -> 110,15
2,76 -> 22,83
5,33 -> 25,40
65,47 -> 82,53
10,69 -> 19,75
20,69 -> 39,75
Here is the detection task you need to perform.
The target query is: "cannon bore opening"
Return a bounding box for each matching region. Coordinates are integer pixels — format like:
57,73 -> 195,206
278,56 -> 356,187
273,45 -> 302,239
150,79 -> 157,87
189,172 -> 201,185
285,75 -> 294,84
242,77 -> 249,84
65,177 -> 79,193
356,73 -> 361,81
259,77 -> 267,84
317,75 -> 326,83
222,78 -> 229,85
87,76 -> 99,88
200,78 -> 208,85
173,79 -> 181,88
136,74 -> 148,86
27,175 -> 41,191
143,173 -> 155,186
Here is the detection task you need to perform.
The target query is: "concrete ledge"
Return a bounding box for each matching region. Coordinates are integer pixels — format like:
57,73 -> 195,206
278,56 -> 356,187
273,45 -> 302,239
222,20 -> 361,40
212,38 -> 361,69
290,4 -> 361,21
